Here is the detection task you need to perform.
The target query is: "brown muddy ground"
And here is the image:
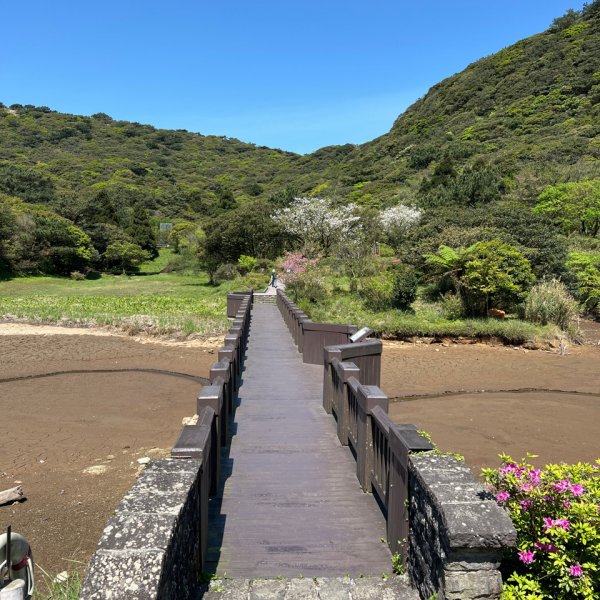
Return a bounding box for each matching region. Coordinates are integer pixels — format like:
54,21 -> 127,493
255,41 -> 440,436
383,322 -> 600,474
0,326 -> 217,581
0,322 -> 598,585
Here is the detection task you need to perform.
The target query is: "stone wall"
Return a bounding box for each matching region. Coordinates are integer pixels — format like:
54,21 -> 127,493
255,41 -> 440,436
408,455 -> 517,600
80,458 -> 202,600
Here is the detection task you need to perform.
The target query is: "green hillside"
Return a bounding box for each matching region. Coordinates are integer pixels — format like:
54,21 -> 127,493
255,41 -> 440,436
313,2 -> 600,206
0,2 -> 598,284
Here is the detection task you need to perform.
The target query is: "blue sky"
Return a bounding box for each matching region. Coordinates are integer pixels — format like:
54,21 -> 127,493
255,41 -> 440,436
2,1 -> 587,154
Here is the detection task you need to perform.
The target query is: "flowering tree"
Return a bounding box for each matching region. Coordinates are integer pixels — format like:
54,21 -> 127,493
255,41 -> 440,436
379,204 -> 422,249
273,197 -> 361,258
483,455 -> 600,599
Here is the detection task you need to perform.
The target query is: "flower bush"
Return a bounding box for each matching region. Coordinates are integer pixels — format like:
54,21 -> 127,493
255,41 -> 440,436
482,455 -> 600,599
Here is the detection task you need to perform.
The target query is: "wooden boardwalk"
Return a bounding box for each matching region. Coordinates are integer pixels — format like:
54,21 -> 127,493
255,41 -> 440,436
206,304 -> 392,577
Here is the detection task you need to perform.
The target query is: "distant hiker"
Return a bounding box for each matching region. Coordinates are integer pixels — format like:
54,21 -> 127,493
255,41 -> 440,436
270,269 -> 277,288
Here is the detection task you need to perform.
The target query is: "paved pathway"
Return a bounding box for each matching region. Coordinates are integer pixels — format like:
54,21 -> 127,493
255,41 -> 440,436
206,304 -> 392,578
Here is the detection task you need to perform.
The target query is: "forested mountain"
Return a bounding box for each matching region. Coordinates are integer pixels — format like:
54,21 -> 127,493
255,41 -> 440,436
310,1 -> 600,207
0,2 -> 598,278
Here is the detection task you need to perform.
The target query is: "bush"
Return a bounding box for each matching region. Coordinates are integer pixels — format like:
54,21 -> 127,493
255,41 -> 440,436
213,263 -> 239,284
237,254 -> 258,274
439,292 -> 464,319
483,456 -> 600,600
235,271 -> 268,291
362,272 -> 394,311
524,280 -> 579,330
391,266 -> 418,310
286,269 -> 329,304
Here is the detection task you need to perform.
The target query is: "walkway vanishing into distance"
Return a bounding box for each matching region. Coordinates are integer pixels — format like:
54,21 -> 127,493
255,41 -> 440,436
206,303 -> 392,577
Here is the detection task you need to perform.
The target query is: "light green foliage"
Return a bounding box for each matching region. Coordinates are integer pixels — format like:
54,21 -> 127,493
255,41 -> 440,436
425,241 -> 535,315
534,180 -> 600,237
237,254 -> 258,274
566,251 -> 600,315
104,241 -> 149,274
482,456 -> 600,600
362,272 -> 395,311
523,279 -> 579,330
461,240 -> 535,314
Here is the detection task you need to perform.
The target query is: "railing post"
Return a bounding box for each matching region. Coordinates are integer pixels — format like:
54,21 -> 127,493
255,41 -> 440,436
388,425 -> 433,563
218,345 -> 237,394
353,382 -> 389,492
196,382 -> 224,487
333,361 -> 360,446
210,361 -> 231,425
323,345 -> 342,414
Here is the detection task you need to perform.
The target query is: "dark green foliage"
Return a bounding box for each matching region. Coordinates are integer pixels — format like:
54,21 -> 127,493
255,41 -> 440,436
1,200 -> 93,274
391,266 -> 418,310
213,263 -> 240,284
0,162 -> 56,203
127,201 -> 158,258
104,241 -> 149,274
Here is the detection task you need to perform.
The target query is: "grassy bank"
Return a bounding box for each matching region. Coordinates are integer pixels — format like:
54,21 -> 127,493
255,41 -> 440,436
0,269 -> 233,337
298,293 -> 556,345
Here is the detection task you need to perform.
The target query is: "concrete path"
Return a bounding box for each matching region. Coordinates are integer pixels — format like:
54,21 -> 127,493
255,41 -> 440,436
206,304 -> 392,578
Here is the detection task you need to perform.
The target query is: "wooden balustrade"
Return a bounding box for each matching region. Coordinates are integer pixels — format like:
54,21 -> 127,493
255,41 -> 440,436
321,338 -> 433,565
276,290 -> 358,364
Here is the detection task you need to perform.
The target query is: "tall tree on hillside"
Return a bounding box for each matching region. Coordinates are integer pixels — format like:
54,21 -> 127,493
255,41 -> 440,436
128,201 -> 158,258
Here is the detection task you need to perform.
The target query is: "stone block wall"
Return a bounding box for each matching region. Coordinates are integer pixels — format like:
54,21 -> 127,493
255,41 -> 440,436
80,458 -> 202,600
408,455 -> 517,600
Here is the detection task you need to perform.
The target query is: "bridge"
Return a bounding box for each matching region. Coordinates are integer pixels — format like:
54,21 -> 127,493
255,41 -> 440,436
80,291 -> 516,600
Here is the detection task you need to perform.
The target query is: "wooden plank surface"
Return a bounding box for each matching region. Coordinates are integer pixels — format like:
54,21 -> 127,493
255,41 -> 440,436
206,304 -> 392,577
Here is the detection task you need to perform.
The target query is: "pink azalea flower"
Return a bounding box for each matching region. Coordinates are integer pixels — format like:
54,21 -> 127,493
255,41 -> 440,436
563,500 -> 571,509
553,479 -> 570,493
570,564 -> 583,577
528,469 -> 541,484
521,483 -> 532,492
518,550 -> 535,565
543,517 -> 554,530
520,499 -> 533,510
570,484 -> 584,496
496,491 -> 510,503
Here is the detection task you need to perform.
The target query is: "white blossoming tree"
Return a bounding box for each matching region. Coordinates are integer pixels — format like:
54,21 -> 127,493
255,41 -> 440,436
379,204 -> 423,249
273,197 -> 361,258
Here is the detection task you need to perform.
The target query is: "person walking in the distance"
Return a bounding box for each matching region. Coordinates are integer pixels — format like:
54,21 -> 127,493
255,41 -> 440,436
270,269 -> 277,288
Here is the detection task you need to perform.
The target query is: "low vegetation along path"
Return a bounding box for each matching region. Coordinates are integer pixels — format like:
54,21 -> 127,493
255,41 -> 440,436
206,303 -> 393,579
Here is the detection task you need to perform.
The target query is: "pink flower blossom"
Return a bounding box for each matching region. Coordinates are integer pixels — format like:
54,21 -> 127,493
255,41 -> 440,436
570,564 -> 583,577
496,491 -> 510,503
570,484 -> 584,496
553,479 -> 570,493
528,469 -> 541,484
520,499 -> 533,510
543,518 -> 571,532
518,550 -> 535,564
534,542 -> 557,552
563,500 -> 571,509
521,483 -> 532,492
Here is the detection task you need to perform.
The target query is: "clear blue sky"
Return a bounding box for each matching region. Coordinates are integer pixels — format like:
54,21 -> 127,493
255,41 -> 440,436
2,1 -> 587,154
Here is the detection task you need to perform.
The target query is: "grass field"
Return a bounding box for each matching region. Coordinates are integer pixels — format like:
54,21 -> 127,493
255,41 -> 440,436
0,260 -> 235,337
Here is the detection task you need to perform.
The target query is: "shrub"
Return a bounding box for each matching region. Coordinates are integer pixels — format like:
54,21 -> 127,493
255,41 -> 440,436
286,268 -> 329,304
213,263 -> 239,284
362,272 -> 394,310
567,252 -> 600,317
378,243 -> 395,258
235,271 -> 268,291
237,254 -> 258,274
69,271 -> 86,280
439,292 -> 464,319
524,280 -> 579,330
483,456 -> 600,600
391,266 -> 418,310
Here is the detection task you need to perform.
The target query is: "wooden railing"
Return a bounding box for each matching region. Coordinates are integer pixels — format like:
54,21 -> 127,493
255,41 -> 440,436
276,290 -> 357,364
322,342 -> 432,561
170,292 -> 252,569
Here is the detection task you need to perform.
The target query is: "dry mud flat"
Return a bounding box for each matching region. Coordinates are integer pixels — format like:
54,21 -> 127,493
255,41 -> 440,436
0,323 -> 598,580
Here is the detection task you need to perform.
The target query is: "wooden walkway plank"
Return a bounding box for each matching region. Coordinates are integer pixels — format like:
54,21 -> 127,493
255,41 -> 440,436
206,304 -> 392,577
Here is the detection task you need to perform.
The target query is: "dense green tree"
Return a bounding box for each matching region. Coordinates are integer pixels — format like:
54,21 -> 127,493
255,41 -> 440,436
200,201 -> 287,282
534,180 -> 600,237
0,163 -> 56,204
104,241 -> 149,274
127,201 -> 158,258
